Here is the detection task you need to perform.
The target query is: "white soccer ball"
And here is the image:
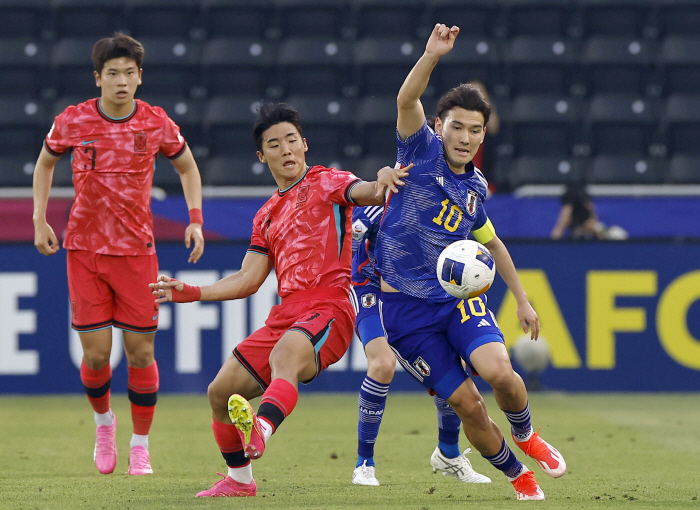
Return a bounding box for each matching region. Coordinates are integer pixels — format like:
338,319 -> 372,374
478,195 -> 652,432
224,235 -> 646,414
512,335 -> 551,374
436,240 -> 496,299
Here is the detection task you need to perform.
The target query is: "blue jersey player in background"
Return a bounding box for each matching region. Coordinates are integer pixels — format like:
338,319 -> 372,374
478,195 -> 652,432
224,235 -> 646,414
375,23 -> 567,501
349,205 -> 490,486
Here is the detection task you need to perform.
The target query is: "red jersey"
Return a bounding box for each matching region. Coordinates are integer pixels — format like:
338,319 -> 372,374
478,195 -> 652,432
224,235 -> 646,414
44,98 -> 187,256
248,165 -> 363,298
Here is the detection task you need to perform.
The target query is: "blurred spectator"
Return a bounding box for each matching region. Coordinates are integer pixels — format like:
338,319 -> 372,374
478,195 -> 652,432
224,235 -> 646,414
551,182 -> 628,240
467,80 -> 500,193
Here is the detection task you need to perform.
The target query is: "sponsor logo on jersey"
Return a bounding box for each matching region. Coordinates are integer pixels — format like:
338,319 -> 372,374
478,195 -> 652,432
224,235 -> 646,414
134,133 -> 147,152
467,190 -> 478,216
361,293 -> 377,308
477,319 -> 491,327
352,219 -> 369,240
436,176 -> 444,187
296,185 -> 309,207
413,356 -> 431,377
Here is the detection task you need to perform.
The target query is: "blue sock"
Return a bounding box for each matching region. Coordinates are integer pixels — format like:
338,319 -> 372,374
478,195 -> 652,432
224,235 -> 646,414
434,395 -> 461,458
356,376 -> 390,468
483,438 -> 525,480
504,403 -> 533,441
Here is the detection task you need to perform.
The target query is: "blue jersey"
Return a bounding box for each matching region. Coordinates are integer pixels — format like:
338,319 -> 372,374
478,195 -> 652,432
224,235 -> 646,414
351,205 -> 384,287
376,121 -> 490,302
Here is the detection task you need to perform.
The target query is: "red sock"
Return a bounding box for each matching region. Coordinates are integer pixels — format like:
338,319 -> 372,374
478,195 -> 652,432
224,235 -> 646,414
128,361 -> 159,435
80,360 -> 111,414
258,378 -> 299,432
212,420 -> 248,467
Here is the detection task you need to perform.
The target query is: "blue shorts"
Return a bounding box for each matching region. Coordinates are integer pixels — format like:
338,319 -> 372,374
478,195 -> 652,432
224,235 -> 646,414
379,292 -> 504,400
350,284 -> 384,347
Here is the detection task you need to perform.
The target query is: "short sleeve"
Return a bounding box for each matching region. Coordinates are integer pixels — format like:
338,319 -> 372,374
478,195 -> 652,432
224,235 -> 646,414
323,167 -> 363,206
160,115 -> 187,160
248,207 -> 271,257
396,120 -> 440,167
44,109 -> 73,156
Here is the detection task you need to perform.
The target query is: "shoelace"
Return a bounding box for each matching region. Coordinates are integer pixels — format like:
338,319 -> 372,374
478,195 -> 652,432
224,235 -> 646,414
130,449 -> 149,469
95,430 -> 115,455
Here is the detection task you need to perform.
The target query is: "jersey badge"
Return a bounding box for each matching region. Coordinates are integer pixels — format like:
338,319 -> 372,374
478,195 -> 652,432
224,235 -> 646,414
134,133 -> 147,153
412,356 -> 431,377
352,219 -> 368,240
467,190 -> 478,216
361,293 -> 376,308
296,185 -> 309,207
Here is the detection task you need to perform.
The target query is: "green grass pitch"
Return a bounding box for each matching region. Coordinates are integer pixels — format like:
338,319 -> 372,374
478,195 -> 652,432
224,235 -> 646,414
1,392 -> 699,509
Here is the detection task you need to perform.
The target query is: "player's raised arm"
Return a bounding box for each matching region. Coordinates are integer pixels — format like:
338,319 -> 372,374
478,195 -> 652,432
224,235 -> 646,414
171,146 -> 205,263
150,250 -> 273,304
350,164 -> 414,206
397,23 -> 459,141
32,146 -> 61,255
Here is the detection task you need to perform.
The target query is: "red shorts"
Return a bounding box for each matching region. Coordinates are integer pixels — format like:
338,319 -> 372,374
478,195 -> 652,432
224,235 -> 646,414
66,249 -> 159,333
233,287 -> 355,390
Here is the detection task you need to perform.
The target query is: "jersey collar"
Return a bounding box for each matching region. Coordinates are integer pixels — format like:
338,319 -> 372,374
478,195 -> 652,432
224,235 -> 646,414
95,98 -> 138,123
278,165 -> 310,196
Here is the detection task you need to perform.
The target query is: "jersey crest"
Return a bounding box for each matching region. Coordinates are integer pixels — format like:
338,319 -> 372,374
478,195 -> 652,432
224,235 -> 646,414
134,133 -> 147,152
467,189 -> 478,216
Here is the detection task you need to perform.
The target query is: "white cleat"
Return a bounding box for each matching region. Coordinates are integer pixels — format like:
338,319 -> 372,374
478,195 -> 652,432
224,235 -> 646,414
352,460 -> 380,486
430,447 -> 492,483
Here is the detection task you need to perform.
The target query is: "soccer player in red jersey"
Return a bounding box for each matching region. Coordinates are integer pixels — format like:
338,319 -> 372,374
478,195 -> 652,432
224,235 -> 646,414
151,103 -> 408,497
32,33 -> 205,476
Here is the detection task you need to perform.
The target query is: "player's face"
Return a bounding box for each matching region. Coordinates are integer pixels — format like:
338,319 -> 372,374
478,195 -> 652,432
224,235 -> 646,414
435,108 -> 485,173
94,57 -> 142,107
257,122 -> 309,187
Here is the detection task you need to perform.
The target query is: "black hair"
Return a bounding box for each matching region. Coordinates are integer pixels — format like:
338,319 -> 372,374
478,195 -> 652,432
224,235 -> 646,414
253,103 -> 304,153
437,83 -> 491,126
92,33 -> 145,74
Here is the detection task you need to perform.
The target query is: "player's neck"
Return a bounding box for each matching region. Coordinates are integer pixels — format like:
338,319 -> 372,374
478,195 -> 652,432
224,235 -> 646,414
99,97 -> 136,120
446,162 -> 467,175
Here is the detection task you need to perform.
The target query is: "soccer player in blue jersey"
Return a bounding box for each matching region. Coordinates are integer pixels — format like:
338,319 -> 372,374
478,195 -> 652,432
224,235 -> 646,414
350,205 -> 490,486
375,24 -> 567,500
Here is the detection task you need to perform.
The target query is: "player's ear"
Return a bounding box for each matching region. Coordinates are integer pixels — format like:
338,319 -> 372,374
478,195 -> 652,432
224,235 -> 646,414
94,70 -> 101,88
257,150 -> 266,164
481,126 -> 486,143
302,138 -> 308,152
137,68 -> 143,86
434,116 -> 443,136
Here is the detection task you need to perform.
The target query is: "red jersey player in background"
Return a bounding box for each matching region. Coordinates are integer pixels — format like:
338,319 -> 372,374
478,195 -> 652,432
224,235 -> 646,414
32,33 -> 205,476
151,103 -> 409,497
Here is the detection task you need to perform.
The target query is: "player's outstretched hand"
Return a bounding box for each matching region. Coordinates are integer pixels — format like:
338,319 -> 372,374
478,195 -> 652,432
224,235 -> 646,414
517,301 -> 540,340
426,23 -> 459,57
149,275 -> 183,303
185,223 -> 204,263
376,163 -> 413,198
34,221 -> 60,256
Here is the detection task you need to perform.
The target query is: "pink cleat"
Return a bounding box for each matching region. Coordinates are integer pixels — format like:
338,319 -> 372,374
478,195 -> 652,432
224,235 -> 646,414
195,473 -> 257,497
228,394 -> 266,459
128,446 -> 153,475
94,413 -> 117,474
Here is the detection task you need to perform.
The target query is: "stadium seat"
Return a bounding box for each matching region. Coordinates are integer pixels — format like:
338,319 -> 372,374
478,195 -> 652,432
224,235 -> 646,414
503,0 -> 577,37
662,94 -> 700,156
435,36 -> 500,94
51,95 -> 88,118
581,36 -> 656,96
274,0 -> 351,39
51,0 -> 127,39
354,37 -> 422,96
137,95 -> 203,148
50,38 -> 100,98
51,154 -> 74,186
0,97 -> 48,157
201,38 -> 275,97
152,156 -> 186,192
354,0 -> 425,39
285,95 -> 356,161
354,155 -> 397,182
668,155 -> 700,184
0,40 -> 48,96
507,156 -> 587,189
126,0 -> 201,39
509,94 -> 581,157
0,157 -> 38,187
585,94 -> 659,156
657,2 -> 700,37
426,0 -> 500,38
355,96 -> 397,160
0,0 -> 49,39
504,36 -> 579,95
201,0 -> 274,39
580,0 -> 654,38
660,36 -> 700,95
203,156 -> 277,186
202,95 -> 262,157
589,155 -> 661,184
136,38 -> 202,97
277,38 -> 352,96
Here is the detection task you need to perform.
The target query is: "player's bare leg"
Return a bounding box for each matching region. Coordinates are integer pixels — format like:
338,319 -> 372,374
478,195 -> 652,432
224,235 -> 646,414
470,342 -> 567,478
197,356 -> 263,497
446,378 -> 544,499
79,329 -> 117,474
123,331 -> 157,475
